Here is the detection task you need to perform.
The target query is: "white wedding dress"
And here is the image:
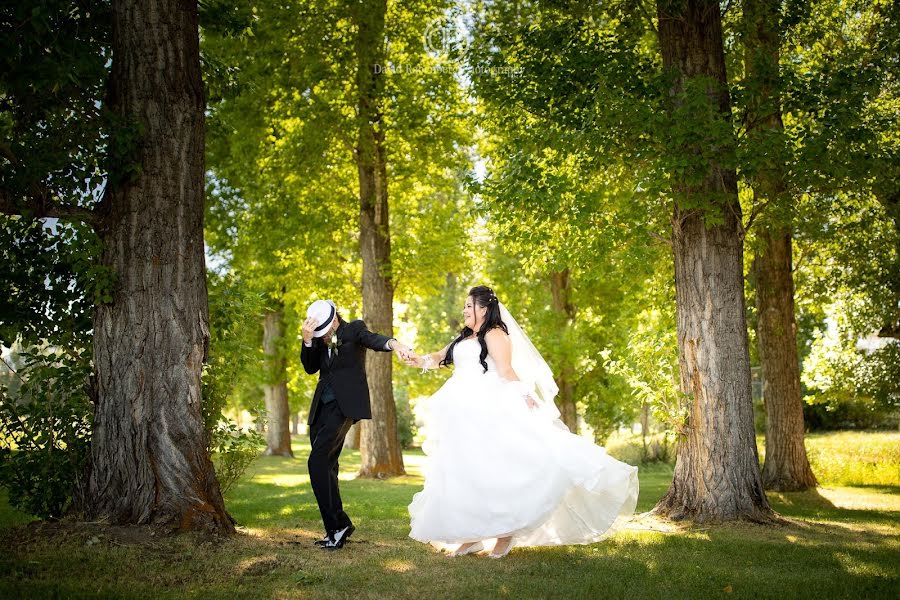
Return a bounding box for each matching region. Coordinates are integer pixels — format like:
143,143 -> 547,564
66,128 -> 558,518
408,337 -> 639,550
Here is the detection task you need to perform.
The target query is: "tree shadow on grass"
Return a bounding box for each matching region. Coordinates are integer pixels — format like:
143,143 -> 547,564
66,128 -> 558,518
768,486 -> 900,525
226,475 -> 425,531
2,500 -> 896,599
249,519 -> 896,600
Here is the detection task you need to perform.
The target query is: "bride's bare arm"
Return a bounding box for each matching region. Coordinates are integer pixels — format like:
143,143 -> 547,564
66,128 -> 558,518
411,341 -> 452,370
485,328 -> 517,380
485,329 -> 538,408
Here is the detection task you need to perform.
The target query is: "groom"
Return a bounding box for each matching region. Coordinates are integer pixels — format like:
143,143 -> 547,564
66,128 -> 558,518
300,299 -> 413,550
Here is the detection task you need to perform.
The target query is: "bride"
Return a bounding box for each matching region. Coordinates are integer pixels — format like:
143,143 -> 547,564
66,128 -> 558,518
405,285 -> 639,558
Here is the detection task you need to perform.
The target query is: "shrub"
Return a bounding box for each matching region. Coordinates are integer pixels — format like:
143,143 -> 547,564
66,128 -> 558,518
605,430 -> 676,466
0,346 -> 92,519
209,420 -> 264,495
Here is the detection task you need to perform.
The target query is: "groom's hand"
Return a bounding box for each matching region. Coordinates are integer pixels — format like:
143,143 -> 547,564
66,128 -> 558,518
301,317 -> 316,344
389,340 -> 414,361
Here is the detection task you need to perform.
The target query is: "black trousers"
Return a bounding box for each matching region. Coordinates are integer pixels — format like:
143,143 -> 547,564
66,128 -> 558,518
308,398 -> 354,534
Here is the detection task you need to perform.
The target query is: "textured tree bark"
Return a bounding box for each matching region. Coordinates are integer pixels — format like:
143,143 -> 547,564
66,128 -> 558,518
353,0 -> 405,478
753,229 -> 817,490
550,270 -> 578,433
652,0 -> 774,522
262,307 -> 293,457
744,0 -> 817,492
84,0 -> 234,533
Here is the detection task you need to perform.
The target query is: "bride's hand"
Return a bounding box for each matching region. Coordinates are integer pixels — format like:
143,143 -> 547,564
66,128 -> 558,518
525,395 -> 538,410
405,353 -> 422,368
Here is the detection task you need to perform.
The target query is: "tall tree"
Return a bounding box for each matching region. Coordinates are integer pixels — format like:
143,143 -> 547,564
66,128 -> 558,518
84,0 -> 233,531
1,0 -> 233,532
202,0 -> 474,472
652,0 -> 772,522
742,0 -> 817,491
352,0 -> 404,477
262,302 -> 293,457
550,269 -> 578,432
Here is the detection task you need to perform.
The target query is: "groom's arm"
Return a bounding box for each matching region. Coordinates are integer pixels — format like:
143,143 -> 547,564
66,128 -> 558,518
301,341 -> 323,374
354,320 -> 394,352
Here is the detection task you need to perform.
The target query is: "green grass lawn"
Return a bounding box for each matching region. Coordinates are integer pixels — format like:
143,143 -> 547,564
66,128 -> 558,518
1,433 -> 898,599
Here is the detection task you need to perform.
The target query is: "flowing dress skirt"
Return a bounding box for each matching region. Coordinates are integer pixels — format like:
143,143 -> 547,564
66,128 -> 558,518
408,366 -> 639,550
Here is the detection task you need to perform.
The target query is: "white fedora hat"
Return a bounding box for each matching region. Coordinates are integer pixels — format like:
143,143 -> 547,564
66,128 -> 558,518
307,299 -> 337,338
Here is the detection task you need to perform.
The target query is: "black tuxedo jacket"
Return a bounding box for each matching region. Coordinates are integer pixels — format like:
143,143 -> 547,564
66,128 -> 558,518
300,319 -> 392,425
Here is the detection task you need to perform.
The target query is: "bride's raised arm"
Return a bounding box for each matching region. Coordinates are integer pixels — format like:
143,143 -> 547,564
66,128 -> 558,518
408,341 -> 452,370
485,328 -> 538,409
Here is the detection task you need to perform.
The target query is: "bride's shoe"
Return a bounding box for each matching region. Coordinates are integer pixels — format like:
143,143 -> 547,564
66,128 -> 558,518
489,537 -> 513,559
449,541 -> 484,557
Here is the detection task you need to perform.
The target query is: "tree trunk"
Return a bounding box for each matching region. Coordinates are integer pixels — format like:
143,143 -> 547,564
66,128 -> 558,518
550,270 -> 578,433
640,402 -> 650,461
743,0 -> 817,491
652,0 -> 773,523
291,412 -> 299,436
343,422 -> 361,450
753,229 -> 817,490
262,307 -> 293,457
875,189 -> 900,339
84,0 -> 234,533
353,0 -> 404,478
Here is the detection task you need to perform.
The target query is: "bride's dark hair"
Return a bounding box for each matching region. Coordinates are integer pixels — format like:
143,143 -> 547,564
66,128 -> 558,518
441,285 -> 508,373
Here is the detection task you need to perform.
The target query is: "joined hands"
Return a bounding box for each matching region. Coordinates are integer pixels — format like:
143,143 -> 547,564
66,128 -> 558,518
390,340 -> 417,363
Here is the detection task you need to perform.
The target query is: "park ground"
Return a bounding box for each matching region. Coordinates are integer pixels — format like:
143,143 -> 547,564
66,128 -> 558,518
1,431 -> 898,599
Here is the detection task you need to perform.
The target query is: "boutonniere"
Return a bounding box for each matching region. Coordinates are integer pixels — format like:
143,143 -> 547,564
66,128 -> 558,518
328,331 -> 342,355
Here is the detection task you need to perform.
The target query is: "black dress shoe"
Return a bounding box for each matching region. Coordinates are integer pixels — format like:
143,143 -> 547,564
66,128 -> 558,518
319,525 -> 354,550
313,535 -> 331,547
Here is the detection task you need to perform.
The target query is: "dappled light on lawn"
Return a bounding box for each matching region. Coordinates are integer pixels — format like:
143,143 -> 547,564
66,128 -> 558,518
382,559 -> 417,574
1,433 -> 897,598
0,489 -> 895,596
249,473 -> 310,487
815,486 -> 900,513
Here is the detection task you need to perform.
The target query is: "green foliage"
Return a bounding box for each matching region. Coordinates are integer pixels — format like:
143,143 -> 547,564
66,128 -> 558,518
802,328 -> 900,429
602,307 -> 688,439
203,271 -> 268,487
792,191 -> 900,429
605,431 -> 674,466
467,0 -> 900,439
0,345 -> 92,519
0,218 -> 109,348
202,0 -> 477,424
0,0 -> 109,212
209,419 -> 265,496
203,270 -> 268,427
0,218 -> 101,520
464,1 -> 675,441
0,1 -> 112,520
